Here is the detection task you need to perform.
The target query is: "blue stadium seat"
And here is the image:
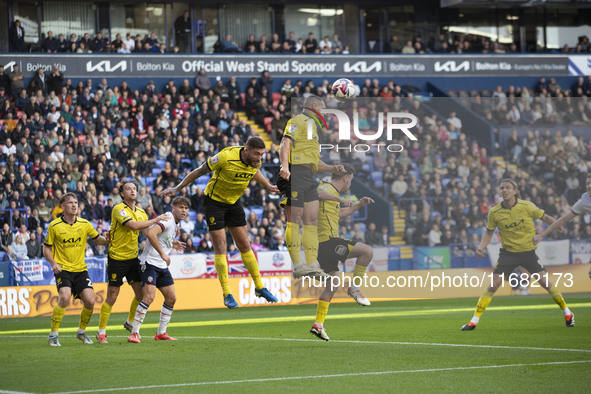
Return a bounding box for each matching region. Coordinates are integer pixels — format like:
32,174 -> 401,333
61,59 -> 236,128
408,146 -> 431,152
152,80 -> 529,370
181,159 -> 192,168
188,211 -> 196,221
155,159 -> 166,168
370,171 -> 382,182
191,236 -> 202,245
357,222 -> 367,233
0,252 -> 6,260
151,168 -> 161,176
145,176 -> 156,187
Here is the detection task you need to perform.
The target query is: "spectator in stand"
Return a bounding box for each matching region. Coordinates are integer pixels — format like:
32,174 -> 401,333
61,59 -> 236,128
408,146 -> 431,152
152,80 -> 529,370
364,222 -> 382,246
175,10 -> 192,53
42,31 -> 59,53
11,234 -> 27,259
26,233 -> 43,258
9,64 -> 24,98
9,20 -> 25,52
304,32 -> 318,53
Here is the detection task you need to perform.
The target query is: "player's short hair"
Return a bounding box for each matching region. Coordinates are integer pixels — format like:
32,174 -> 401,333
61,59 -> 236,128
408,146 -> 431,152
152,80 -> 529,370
172,196 -> 191,207
500,178 -> 520,198
332,164 -> 356,181
245,136 -> 266,150
119,179 -> 139,195
303,95 -> 324,108
59,192 -> 78,205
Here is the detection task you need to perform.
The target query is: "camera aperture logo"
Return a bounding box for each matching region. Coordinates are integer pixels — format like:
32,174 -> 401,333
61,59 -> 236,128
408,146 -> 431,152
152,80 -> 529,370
307,109 -> 418,153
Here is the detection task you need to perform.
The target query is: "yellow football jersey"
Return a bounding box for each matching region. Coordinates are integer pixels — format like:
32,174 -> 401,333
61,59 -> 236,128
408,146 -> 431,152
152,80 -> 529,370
44,217 -> 99,272
318,181 -> 341,242
109,202 -> 148,260
283,113 -> 322,173
205,146 -> 259,205
487,199 -> 544,252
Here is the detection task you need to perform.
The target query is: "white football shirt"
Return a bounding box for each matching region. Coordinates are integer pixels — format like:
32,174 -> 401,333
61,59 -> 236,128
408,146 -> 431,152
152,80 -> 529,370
571,192 -> 591,215
139,212 -> 178,269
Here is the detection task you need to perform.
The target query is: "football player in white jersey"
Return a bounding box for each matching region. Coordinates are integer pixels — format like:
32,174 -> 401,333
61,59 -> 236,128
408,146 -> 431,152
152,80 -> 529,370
533,173 -> 590,247
127,196 -> 189,343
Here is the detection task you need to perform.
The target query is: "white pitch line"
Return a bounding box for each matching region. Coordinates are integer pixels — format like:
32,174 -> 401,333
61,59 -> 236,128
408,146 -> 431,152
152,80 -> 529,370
0,390 -> 37,394
2,334 -> 591,354
50,360 -> 591,394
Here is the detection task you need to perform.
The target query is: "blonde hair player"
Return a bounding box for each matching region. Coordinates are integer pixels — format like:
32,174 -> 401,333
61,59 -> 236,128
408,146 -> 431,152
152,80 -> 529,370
461,179 -> 573,331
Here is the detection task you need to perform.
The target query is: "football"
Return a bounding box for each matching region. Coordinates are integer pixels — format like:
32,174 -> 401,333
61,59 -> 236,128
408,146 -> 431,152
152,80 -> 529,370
331,78 -> 356,102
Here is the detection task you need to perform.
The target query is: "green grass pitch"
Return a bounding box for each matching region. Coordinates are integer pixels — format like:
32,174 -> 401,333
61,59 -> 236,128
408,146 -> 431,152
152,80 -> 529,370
1,295 -> 590,393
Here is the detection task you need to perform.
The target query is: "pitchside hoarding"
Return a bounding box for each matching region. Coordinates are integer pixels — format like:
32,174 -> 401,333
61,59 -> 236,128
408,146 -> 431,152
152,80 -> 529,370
0,54 -> 574,78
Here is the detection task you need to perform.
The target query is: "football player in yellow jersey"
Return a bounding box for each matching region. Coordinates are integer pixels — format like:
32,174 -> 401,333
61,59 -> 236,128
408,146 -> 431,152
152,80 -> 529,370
44,193 -> 110,346
309,165 -> 375,341
277,95 -> 346,279
96,180 -> 169,343
162,136 -> 280,308
461,179 -> 574,331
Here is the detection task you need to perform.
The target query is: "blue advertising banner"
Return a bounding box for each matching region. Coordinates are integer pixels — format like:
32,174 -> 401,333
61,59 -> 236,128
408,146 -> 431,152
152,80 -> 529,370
415,247 -> 451,269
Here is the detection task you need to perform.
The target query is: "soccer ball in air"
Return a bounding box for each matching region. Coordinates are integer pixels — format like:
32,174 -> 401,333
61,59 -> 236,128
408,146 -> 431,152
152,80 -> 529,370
331,78 -> 355,102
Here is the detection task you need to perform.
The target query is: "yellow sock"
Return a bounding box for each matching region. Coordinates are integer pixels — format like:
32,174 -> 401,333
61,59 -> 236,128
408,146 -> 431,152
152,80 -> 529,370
98,302 -> 113,330
214,254 -> 232,296
79,306 -> 93,331
302,225 -> 318,265
316,300 -> 330,324
242,250 -> 264,290
548,285 -> 567,310
286,222 -> 302,264
474,290 -> 494,318
353,264 -> 367,284
128,298 -> 140,322
51,304 -> 66,332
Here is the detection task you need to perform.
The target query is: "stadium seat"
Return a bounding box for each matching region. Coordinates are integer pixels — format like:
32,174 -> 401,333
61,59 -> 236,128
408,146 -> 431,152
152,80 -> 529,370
370,171 -> 382,182
272,92 -> 281,107
152,168 -> 161,176
155,159 -> 166,168
264,117 -> 273,132
188,211 -> 196,221
145,176 -> 156,186
0,252 -> 6,260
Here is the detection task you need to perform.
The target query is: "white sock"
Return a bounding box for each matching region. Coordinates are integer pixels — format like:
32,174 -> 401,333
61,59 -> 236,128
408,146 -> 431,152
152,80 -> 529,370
97,328 -> 106,335
50,330 -> 58,337
470,316 -> 480,325
157,303 -> 173,335
314,322 -> 323,329
132,302 -> 149,335
77,328 -> 85,334
563,308 -> 572,317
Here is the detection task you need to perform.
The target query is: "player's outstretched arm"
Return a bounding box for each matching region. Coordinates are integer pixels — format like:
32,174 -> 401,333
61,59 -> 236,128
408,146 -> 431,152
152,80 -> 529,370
124,214 -> 170,231
43,244 -> 61,274
142,224 -> 171,266
318,189 -> 353,207
253,170 -> 279,193
339,197 -> 374,219
476,230 -> 494,258
161,162 -> 211,197
533,211 -> 576,245
278,137 -> 292,180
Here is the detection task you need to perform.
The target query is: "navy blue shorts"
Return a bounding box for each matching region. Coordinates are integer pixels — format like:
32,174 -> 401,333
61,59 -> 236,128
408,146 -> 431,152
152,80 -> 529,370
139,262 -> 175,288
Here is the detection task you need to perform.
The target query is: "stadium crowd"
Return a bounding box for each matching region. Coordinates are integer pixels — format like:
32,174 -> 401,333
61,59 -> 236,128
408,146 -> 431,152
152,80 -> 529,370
0,58 -> 590,261
8,20 -> 591,55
